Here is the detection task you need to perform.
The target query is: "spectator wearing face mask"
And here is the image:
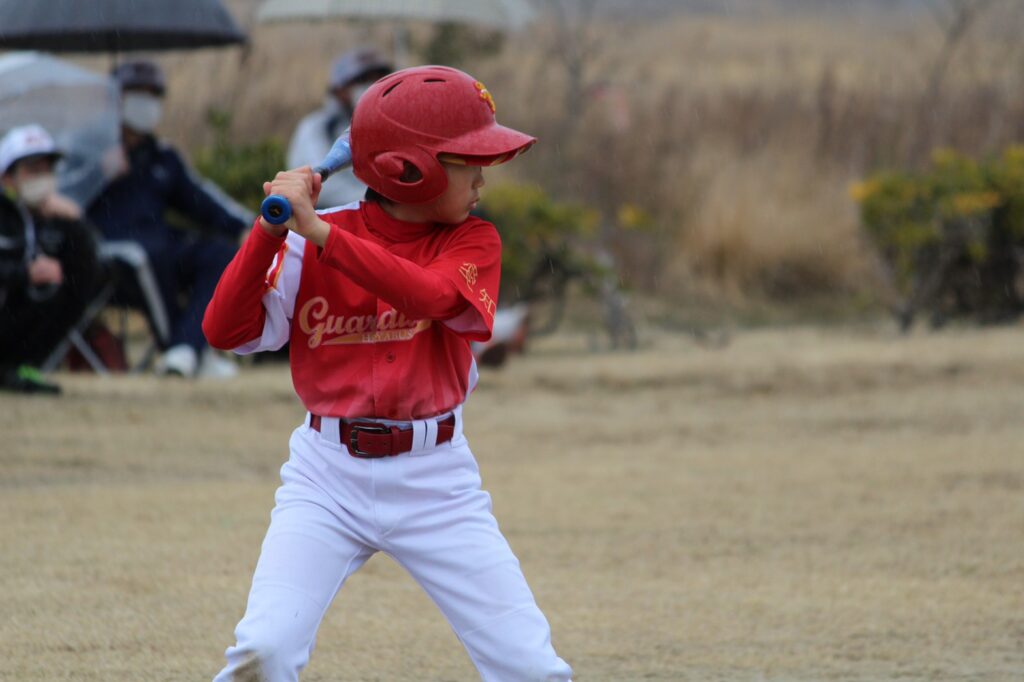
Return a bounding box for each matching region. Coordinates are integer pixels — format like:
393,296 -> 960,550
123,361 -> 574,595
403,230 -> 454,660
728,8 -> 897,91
286,47 -> 392,209
86,60 -> 253,379
0,125 -> 104,394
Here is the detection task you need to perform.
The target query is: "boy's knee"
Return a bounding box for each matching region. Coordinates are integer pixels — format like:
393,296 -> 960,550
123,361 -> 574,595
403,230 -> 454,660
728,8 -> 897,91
461,608 -> 572,681
225,650 -> 269,681
469,634 -> 572,681
226,641 -> 302,682
505,652 -> 573,682
227,620 -> 312,681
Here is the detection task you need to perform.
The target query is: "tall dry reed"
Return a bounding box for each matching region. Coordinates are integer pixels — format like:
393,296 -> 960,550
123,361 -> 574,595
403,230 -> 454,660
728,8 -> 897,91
111,6 -> 1024,305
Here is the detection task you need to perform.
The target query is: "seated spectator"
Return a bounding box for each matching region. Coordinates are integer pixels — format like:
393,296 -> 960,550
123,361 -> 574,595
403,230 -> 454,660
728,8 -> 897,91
0,125 -> 104,394
87,60 -> 251,379
287,47 -> 392,208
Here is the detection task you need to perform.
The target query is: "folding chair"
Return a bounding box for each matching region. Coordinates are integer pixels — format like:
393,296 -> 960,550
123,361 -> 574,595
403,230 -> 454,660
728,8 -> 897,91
42,240 -> 171,374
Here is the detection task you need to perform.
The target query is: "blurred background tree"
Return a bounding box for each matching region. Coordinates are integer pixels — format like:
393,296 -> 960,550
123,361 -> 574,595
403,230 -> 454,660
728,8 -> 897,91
193,107 -> 285,213
150,0 -> 1024,327
480,183 -> 598,303
856,146 -> 1024,329
417,22 -> 506,68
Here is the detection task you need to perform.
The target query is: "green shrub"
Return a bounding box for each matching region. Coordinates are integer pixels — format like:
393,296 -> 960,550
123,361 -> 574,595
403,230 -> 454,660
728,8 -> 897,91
855,148 -> 1012,291
480,183 -> 599,303
988,147 -> 1024,241
417,22 -> 505,68
193,108 -> 286,212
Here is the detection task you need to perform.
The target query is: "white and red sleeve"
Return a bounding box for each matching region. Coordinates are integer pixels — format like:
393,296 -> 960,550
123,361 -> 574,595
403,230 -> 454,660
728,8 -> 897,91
203,223 -> 306,354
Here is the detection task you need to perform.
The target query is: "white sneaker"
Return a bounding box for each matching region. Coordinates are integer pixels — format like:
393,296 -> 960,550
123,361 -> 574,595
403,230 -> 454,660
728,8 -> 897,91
157,344 -> 198,377
197,347 -> 239,380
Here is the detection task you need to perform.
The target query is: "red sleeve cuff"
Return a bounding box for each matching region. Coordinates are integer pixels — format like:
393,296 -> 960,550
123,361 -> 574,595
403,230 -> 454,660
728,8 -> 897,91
249,221 -> 288,253
319,221 -> 344,265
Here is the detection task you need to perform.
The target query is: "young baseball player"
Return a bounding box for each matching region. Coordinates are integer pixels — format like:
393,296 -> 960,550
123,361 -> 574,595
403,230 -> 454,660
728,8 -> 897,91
203,66 -> 573,681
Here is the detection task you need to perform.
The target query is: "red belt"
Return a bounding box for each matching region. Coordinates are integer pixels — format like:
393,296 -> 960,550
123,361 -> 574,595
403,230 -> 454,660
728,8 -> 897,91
309,414 -> 456,458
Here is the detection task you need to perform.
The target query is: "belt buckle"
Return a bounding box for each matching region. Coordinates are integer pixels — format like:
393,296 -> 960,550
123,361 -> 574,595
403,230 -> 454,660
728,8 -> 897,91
348,422 -> 393,458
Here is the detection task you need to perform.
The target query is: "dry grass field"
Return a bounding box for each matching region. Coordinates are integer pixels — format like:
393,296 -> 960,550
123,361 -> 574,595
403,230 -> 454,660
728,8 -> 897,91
2,324 -> 1023,681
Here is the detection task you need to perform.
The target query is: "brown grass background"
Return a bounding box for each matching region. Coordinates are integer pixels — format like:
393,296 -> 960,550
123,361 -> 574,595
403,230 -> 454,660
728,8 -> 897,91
79,1 -> 1024,306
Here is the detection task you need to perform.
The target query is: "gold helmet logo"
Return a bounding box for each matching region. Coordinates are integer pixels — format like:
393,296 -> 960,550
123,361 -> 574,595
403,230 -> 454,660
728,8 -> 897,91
474,81 -> 496,114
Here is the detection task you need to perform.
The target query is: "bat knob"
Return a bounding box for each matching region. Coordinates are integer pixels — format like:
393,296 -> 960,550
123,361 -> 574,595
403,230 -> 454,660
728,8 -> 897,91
261,195 -> 292,225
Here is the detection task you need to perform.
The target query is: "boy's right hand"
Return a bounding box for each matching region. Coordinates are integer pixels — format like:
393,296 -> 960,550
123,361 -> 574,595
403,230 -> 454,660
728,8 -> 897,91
39,192 -> 82,221
259,167 -> 325,240
29,255 -> 63,285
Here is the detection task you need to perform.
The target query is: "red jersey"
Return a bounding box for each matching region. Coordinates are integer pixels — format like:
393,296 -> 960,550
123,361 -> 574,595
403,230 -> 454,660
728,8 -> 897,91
203,201 -> 501,419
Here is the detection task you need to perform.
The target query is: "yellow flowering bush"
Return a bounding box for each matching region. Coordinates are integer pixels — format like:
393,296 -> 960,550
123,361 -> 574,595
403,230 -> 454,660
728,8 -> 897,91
855,147 -> 1024,322
480,183 -> 599,303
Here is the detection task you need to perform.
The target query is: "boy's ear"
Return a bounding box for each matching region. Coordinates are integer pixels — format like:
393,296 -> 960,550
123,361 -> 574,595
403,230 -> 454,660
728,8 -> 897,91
369,148 -> 447,203
400,160 -> 423,183
373,151 -> 406,179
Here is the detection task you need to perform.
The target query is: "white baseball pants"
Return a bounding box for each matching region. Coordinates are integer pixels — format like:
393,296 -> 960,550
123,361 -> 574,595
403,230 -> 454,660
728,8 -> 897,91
213,415 -> 572,682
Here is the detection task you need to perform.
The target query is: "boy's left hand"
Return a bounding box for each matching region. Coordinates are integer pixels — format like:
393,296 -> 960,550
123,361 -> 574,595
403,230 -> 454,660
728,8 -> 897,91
260,167 -> 331,246
38,192 -> 83,221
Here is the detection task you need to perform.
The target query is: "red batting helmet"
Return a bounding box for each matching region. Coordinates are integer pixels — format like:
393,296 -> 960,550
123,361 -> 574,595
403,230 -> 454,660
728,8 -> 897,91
351,65 -> 536,204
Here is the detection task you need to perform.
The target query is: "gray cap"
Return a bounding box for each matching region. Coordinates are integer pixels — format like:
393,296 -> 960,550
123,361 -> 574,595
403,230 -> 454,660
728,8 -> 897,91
328,48 -> 392,91
112,60 -> 166,95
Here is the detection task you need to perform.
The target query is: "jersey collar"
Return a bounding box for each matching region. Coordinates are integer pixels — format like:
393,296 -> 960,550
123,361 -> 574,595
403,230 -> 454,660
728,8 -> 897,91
361,200 -> 438,243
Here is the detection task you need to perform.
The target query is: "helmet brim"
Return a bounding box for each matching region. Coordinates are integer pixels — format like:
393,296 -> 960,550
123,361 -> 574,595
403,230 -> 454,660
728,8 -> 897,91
439,123 -> 536,166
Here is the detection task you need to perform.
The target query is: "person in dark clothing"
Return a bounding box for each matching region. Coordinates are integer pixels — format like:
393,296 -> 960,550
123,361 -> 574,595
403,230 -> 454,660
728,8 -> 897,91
0,125 -> 103,394
87,60 -> 252,378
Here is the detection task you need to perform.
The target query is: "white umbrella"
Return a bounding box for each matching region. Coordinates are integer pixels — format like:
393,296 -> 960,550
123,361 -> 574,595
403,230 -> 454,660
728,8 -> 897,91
257,0 -> 536,31
257,0 -> 536,65
0,52 -> 122,207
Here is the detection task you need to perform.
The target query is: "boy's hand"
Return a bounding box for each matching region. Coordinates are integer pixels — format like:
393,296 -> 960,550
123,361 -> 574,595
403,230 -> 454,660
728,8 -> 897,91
29,255 -> 63,285
38,192 -> 82,221
259,167 -> 331,246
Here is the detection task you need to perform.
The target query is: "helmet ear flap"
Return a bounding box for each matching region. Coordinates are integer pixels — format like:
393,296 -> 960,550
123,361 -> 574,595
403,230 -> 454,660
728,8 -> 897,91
369,147 -> 447,204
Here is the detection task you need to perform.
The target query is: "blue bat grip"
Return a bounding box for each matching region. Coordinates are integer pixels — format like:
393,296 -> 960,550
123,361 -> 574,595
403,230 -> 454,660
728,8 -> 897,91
261,194 -> 292,225
259,134 -> 352,226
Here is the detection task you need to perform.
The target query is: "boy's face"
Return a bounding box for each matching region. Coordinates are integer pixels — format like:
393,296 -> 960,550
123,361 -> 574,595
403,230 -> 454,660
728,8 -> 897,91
426,162 -> 484,225
3,155 -> 58,207
10,155 -> 55,183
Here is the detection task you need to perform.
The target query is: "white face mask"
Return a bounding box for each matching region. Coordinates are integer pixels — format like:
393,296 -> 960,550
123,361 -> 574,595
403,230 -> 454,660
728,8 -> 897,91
17,173 -> 57,207
122,92 -> 163,133
350,84 -> 371,107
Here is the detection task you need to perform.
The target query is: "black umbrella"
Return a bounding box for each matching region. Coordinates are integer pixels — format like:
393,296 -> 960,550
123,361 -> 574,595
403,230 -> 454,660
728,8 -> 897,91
0,0 -> 246,53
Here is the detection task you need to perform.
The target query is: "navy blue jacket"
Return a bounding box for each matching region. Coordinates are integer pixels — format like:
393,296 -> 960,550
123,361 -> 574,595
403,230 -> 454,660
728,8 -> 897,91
87,136 -> 251,254
0,192 -> 101,305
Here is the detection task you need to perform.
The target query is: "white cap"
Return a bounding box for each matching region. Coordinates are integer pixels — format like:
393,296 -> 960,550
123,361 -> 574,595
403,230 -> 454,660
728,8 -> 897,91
0,124 -> 62,175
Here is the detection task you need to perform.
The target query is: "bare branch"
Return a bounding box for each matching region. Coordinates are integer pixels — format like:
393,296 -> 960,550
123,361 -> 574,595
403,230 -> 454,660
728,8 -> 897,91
927,0 -> 1002,99
913,0 -> 1006,163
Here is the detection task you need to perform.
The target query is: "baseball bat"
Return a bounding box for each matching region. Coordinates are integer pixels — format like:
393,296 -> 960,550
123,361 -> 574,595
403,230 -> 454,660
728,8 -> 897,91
260,132 -> 353,225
